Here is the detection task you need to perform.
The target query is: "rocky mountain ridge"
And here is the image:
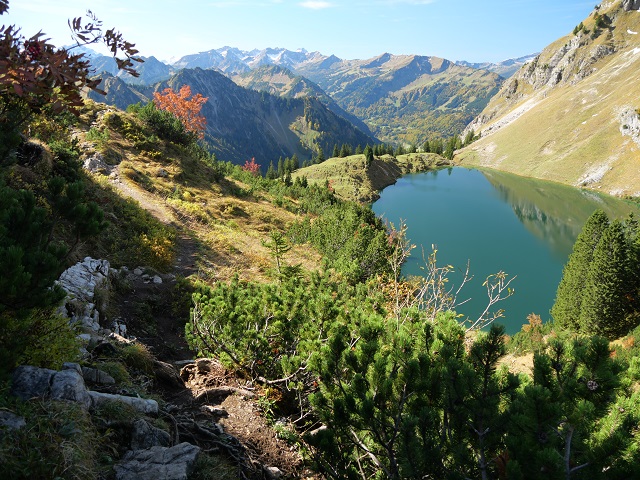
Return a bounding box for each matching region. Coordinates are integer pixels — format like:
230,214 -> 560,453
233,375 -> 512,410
86,46 -> 506,146
458,0 -> 640,197
455,54 -> 538,79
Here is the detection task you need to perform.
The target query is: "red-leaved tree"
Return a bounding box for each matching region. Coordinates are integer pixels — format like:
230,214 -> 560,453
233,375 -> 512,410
153,85 -> 207,139
243,157 -> 261,176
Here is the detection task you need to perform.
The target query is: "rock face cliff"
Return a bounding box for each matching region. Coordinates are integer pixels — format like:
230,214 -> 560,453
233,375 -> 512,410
458,0 -> 640,197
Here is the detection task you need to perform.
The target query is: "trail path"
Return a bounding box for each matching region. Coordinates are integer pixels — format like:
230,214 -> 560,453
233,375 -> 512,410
109,168 -> 199,277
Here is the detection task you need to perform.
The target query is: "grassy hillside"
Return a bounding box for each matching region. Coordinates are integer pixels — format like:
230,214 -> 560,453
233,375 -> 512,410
293,152 -> 451,203
457,0 -> 640,197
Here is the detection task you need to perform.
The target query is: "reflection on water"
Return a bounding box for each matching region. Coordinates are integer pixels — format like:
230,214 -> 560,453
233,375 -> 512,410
482,170 -> 639,261
372,167 -> 640,334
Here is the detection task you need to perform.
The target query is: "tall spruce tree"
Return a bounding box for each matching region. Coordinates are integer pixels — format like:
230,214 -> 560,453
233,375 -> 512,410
551,210 -> 609,330
580,220 -> 635,338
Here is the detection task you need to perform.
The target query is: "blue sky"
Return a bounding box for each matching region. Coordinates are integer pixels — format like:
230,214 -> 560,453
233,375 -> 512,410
5,0 -> 595,63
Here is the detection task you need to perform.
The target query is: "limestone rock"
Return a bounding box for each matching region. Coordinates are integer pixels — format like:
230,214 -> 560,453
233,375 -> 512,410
56,257 -> 110,332
10,366 -> 56,400
83,153 -> 110,174
265,466 -> 283,479
130,419 -> 171,450
11,364 -> 91,409
82,366 -> 116,385
89,391 -> 159,414
623,0 -> 640,11
0,411 -> 26,431
50,368 -> 92,409
114,442 -> 200,480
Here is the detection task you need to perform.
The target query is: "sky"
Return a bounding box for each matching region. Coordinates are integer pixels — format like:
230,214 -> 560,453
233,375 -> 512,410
4,0 -> 596,63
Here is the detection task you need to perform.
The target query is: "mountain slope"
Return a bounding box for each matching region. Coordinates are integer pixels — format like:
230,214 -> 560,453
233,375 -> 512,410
295,53 -> 504,145
231,64 -> 375,137
457,0 -> 640,197
88,68 -> 376,165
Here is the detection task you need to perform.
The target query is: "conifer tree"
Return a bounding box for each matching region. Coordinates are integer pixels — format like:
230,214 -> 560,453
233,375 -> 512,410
551,210 -> 608,330
423,140 -> 431,153
580,220 -> 634,338
277,156 -> 284,177
332,144 -> 340,158
317,145 -> 325,163
355,144 -> 363,155
364,144 -> 374,167
266,160 -> 277,179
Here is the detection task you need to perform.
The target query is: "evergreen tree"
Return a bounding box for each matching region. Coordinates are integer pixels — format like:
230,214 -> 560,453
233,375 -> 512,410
332,144 -> 340,158
355,144 -> 363,155
277,156 -> 284,178
551,210 -> 609,330
266,160 -> 277,180
364,144 -> 374,167
317,145 -> 325,163
291,153 -> 299,171
284,156 -> 293,174
408,143 -> 417,154
580,220 -> 635,338
422,140 -> 431,153
463,129 -> 476,146
339,144 -> 350,158
394,144 -> 405,156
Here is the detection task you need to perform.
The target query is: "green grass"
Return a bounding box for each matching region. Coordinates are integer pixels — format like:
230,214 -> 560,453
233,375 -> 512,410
293,152 -> 450,203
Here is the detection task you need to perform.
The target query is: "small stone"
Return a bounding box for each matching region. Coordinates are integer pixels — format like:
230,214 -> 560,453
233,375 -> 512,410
0,411 -> 26,431
133,268 -> 144,276
77,333 -> 92,343
152,275 -> 162,284
156,168 -> 169,178
265,466 -> 283,479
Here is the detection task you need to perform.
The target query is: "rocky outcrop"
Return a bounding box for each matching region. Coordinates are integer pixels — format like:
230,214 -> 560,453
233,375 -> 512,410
11,363 -> 92,409
623,0 -> 640,11
57,257 -> 110,332
10,363 -> 158,414
114,442 -> 200,480
618,106 -> 640,147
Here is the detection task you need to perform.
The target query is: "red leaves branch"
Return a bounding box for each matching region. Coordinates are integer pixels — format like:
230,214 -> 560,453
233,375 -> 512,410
153,85 -> 208,139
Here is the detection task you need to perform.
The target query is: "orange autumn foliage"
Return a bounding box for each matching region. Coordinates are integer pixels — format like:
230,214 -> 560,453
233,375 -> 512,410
153,85 -> 207,139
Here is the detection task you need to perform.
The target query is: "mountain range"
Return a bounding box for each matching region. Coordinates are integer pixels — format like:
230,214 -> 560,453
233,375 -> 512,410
86,46 -> 525,160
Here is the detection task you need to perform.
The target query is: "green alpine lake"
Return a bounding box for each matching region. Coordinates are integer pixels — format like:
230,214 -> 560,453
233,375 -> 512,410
372,167 -> 640,334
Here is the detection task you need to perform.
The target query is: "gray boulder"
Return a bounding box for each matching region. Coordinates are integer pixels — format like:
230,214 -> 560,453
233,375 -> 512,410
10,366 -> 56,400
11,364 -> 156,413
50,367 -> 92,409
131,419 -> 171,450
623,0 -> 640,11
114,442 -> 200,480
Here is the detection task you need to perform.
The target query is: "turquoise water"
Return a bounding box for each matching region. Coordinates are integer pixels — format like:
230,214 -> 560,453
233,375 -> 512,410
372,167 -> 640,334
